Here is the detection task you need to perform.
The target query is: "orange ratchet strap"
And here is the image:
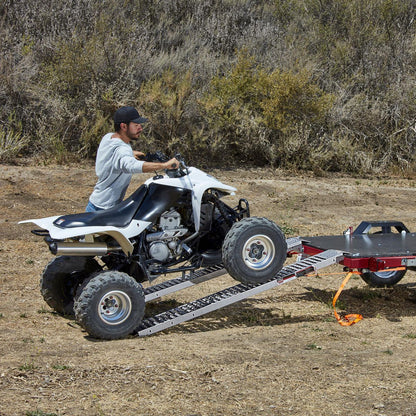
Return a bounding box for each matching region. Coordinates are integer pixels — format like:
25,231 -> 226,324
333,267 -> 406,326
332,271 -> 363,326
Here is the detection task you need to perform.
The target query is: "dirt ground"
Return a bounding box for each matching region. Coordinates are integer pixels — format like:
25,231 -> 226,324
1,163 -> 416,416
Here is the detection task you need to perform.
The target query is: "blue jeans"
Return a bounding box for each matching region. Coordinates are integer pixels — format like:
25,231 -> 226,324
85,201 -> 104,212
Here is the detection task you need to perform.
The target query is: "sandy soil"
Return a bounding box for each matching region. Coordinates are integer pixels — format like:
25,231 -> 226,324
0,163 -> 415,416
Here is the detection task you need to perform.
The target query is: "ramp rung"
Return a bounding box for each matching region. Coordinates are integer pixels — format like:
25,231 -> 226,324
136,249 -> 343,337
144,264 -> 227,302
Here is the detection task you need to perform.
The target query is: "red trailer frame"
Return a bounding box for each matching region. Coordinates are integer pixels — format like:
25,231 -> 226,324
299,220 -> 416,272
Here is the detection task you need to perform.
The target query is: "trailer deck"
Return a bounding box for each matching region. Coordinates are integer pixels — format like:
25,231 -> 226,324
136,221 -> 416,337
301,221 -> 416,270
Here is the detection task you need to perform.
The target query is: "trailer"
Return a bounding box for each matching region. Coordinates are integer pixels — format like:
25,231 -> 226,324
137,220 -> 416,336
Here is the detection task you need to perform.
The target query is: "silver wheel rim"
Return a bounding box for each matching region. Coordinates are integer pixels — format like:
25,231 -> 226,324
98,290 -> 132,325
242,234 -> 275,270
373,270 -> 398,279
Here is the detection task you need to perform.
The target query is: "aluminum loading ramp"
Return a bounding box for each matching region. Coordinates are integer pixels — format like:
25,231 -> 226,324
136,247 -> 343,337
143,237 -> 303,303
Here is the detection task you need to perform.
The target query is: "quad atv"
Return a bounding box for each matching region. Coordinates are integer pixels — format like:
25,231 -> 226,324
20,154 -> 287,339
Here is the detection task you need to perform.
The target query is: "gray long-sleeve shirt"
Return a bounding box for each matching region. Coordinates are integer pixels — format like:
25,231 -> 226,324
89,133 -> 144,209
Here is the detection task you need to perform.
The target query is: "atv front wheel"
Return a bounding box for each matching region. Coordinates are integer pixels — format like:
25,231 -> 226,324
41,256 -> 101,315
74,271 -> 145,340
222,217 -> 287,284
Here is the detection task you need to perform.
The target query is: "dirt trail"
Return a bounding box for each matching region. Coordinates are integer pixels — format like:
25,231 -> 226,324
0,164 -> 415,416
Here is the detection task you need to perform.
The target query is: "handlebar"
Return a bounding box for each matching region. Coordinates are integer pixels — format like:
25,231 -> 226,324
143,152 -> 187,169
142,151 -> 188,178
142,151 -> 169,163
174,153 -> 188,171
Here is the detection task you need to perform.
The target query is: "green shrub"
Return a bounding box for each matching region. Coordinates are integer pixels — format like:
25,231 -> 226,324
260,69 -> 334,133
139,69 -> 206,161
200,53 -> 267,164
200,50 -> 334,167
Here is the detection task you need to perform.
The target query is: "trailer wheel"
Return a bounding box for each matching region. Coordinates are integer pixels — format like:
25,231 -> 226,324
223,217 -> 287,284
41,256 -> 101,315
360,269 -> 406,288
74,271 -> 145,340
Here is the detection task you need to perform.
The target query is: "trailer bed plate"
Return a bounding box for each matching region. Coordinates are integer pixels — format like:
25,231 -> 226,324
302,233 -> 416,258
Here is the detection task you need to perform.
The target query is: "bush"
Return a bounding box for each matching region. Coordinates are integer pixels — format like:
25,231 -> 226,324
1,0 -> 416,174
200,50 -> 334,167
199,51 -> 270,165
139,70 -> 200,156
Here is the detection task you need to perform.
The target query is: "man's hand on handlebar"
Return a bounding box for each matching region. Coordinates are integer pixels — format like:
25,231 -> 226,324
163,158 -> 179,170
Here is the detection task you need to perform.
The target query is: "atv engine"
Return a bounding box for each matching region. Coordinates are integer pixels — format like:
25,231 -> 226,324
146,209 -> 188,261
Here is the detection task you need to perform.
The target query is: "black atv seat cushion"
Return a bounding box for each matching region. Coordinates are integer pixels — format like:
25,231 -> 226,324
53,185 -> 148,229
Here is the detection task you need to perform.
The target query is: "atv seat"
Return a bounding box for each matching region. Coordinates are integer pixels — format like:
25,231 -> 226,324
53,185 -> 148,229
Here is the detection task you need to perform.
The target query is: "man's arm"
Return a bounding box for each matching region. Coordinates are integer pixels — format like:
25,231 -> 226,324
142,158 -> 179,173
117,145 -> 179,174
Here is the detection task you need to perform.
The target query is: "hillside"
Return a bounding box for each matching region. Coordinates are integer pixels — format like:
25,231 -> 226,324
1,0 -> 416,173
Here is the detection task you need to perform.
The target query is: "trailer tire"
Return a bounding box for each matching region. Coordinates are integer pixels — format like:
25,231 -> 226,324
223,217 -> 287,284
360,269 -> 406,288
74,271 -> 145,340
41,256 -> 101,315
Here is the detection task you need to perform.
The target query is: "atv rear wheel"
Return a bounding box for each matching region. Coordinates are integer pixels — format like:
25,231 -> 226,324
41,256 -> 101,315
222,217 -> 287,284
74,270 -> 145,340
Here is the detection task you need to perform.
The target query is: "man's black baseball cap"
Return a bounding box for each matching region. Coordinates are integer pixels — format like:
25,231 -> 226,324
113,106 -> 148,124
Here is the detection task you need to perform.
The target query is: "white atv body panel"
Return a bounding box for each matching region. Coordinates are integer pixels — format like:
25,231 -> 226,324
145,167 -> 236,232
19,217 -> 151,240
19,166 -> 236,247
19,217 -> 152,256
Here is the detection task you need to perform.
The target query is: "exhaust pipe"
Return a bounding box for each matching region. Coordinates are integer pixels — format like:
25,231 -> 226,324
49,242 -> 121,256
